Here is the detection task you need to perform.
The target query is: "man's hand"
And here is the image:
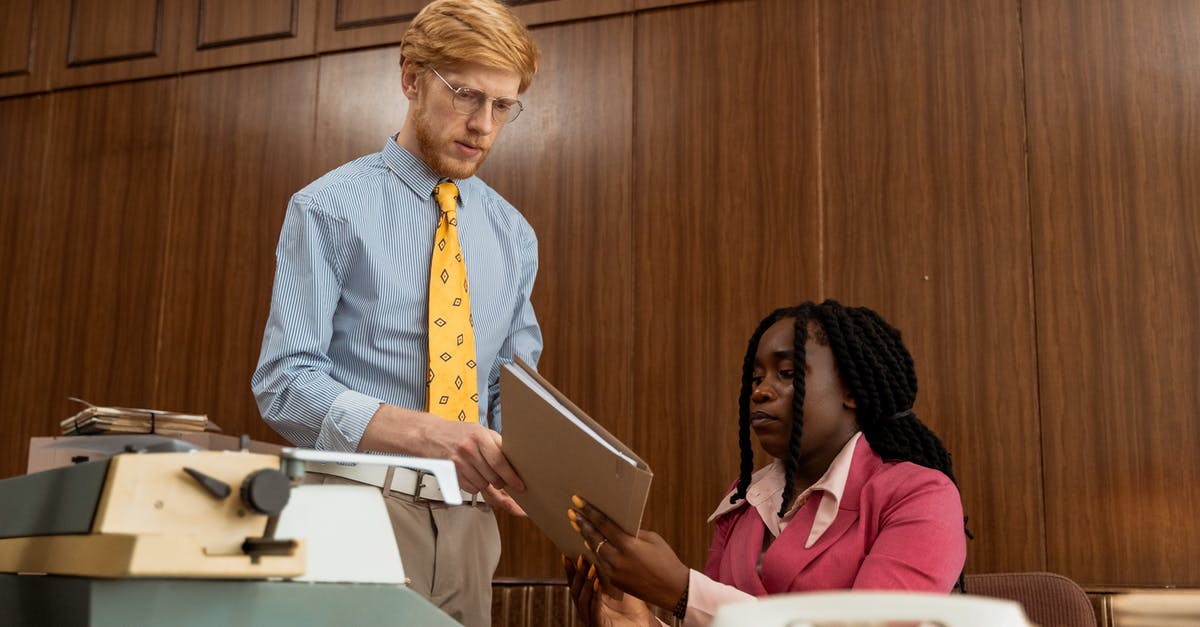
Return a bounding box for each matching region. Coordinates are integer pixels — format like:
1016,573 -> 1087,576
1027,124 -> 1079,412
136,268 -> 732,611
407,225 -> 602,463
358,404 -> 526,496
483,484 -> 526,516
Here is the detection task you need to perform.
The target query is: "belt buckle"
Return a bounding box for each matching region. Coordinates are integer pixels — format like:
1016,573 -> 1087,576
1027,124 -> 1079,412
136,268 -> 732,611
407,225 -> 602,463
412,470 -> 429,502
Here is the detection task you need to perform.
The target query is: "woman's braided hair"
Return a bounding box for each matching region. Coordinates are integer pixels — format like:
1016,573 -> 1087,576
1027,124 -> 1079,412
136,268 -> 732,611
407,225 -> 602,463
731,300 -> 968,589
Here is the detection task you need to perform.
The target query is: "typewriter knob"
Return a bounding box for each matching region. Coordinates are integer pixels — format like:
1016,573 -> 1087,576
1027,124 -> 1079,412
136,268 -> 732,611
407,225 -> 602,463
240,469 -> 291,516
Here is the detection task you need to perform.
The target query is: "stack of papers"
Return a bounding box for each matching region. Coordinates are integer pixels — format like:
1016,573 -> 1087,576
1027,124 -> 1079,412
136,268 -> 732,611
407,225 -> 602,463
60,403 -> 211,435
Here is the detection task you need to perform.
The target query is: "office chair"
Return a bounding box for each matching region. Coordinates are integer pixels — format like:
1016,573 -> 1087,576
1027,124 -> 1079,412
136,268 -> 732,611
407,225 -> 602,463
965,572 -> 1097,627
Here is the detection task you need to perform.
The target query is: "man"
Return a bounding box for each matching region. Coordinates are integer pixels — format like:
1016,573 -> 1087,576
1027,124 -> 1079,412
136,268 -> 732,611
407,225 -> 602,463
251,1 -> 542,624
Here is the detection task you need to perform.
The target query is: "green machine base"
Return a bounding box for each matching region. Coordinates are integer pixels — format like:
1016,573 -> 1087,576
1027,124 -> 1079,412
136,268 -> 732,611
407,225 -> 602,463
0,574 -> 460,627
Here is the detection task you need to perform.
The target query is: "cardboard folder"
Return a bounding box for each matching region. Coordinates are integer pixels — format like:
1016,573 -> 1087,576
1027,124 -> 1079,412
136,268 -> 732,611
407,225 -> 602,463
500,358 -> 653,559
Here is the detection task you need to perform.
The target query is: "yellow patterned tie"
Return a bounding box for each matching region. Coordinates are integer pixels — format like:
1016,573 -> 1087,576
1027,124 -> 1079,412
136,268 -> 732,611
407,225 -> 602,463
427,181 -> 480,422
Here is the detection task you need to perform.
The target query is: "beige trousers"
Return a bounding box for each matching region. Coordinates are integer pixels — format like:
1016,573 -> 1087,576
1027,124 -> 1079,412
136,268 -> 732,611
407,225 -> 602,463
305,473 -> 500,626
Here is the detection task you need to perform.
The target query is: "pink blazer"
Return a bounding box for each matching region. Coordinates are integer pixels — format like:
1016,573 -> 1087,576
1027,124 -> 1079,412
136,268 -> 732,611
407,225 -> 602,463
703,437 -> 966,594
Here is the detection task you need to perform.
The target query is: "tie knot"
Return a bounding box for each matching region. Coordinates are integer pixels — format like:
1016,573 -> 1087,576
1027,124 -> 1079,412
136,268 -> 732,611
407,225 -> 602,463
434,181 -> 459,214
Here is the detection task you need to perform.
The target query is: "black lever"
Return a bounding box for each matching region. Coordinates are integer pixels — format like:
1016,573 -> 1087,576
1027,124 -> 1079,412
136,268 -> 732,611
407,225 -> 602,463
183,466 -> 232,499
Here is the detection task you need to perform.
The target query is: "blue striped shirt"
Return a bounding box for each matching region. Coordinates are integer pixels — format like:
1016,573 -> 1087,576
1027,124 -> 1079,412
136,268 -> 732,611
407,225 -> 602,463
252,137 -> 542,452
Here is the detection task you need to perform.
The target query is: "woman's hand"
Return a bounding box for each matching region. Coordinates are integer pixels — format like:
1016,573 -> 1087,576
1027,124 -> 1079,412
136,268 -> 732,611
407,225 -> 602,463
568,495 -> 691,611
564,553 -> 656,627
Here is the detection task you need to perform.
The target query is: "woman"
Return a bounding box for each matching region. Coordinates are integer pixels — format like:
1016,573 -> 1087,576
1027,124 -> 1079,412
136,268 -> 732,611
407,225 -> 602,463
565,300 -> 968,626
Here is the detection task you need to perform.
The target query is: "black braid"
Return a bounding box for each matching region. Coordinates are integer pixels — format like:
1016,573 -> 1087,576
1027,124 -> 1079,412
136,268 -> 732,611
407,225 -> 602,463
777,310 -> 812,517
818,304 -> 957,483
734,299 -> 970,591
732,307 -> 795,504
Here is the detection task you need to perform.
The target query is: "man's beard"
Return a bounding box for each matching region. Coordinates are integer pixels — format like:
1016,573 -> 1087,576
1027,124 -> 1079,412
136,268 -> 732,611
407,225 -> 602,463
413,102 -> 488,180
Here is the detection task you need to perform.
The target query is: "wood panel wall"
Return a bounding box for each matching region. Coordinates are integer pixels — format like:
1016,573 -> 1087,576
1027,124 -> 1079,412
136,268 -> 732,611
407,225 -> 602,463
1,0 -> 1197,589
820,0 -> 1043,574
0,1 -> 41,91
1024,0 -> 1200,585
154,59 -> 321,443
0,95 -> 50,481
22,79 -> 178,429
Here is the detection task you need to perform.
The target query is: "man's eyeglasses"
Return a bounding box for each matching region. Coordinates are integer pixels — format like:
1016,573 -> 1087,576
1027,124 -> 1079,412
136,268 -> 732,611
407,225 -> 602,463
428,67 -> 525,124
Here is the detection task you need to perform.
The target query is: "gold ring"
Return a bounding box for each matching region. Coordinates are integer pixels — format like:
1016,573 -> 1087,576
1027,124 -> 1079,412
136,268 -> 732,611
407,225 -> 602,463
594,538 -> 608,558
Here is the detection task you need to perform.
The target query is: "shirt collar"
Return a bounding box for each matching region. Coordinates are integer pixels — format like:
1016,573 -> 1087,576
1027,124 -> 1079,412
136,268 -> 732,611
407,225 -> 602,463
381,136 -> 473,206
709,432 -> 863,547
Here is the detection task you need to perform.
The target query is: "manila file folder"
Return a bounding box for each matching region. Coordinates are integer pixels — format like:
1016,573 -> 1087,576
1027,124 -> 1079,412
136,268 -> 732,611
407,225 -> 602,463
500,358 -> 653,559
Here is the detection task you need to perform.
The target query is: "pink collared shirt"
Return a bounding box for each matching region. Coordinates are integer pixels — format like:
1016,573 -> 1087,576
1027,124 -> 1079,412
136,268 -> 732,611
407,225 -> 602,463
707,432 -> 863,549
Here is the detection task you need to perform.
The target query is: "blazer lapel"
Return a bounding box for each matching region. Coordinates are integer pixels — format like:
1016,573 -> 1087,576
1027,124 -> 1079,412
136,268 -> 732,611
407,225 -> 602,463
761,438 -> 882,592
726,508 -> 770,595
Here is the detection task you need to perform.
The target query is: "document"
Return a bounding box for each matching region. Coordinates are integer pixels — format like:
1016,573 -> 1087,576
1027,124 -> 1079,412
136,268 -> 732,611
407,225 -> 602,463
500,358 -> 653,559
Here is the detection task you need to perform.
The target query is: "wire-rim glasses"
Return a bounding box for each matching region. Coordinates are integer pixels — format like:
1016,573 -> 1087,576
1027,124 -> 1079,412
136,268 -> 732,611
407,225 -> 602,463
428,67 -> 524,124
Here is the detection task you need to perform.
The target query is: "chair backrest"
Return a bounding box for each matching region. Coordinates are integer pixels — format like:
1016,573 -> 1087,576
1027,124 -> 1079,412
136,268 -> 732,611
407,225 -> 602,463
965,572 -> 1097,627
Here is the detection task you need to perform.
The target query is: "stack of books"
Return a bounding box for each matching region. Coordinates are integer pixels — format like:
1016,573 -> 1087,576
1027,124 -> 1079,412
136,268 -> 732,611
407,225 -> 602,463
60,403 -> 210,436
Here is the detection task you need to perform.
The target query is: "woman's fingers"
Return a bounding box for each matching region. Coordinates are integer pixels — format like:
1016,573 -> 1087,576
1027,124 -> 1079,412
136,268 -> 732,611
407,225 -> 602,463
569,507 -> 610,567
564,553 -> 601,625
565,554 -> 585,623
570,495 -> 630,568
572,494 -> 621,538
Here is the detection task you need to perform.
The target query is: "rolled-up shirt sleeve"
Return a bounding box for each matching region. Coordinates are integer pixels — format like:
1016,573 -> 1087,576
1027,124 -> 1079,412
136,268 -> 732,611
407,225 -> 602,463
251,193 -> 379,451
